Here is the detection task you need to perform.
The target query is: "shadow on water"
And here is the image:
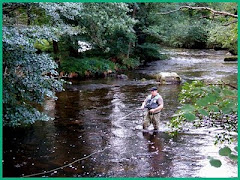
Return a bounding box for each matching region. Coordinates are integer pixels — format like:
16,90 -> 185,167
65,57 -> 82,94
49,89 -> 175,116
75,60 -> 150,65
3,48 -> 237,177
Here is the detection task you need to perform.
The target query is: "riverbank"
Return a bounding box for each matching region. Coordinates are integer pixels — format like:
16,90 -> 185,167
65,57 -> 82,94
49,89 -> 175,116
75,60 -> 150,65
58,47 -> 237,82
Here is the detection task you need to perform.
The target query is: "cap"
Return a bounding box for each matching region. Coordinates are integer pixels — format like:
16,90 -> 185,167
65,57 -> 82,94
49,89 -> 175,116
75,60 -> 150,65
150,87 -> 158,91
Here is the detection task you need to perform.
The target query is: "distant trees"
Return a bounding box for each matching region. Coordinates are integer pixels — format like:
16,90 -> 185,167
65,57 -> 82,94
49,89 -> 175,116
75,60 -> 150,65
155,3 -> 237,52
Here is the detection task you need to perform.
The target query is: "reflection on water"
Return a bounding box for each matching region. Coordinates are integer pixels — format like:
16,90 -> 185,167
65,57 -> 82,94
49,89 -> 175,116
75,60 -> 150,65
3,48 -> 237,177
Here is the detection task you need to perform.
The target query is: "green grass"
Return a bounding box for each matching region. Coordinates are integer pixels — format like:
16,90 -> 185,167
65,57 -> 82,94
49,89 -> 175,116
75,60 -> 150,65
60,57 -> 117,77
60,56 -> 141,78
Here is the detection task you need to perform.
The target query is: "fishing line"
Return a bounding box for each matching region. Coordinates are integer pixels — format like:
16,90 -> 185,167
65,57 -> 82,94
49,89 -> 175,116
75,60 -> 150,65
22,146 -> 110,178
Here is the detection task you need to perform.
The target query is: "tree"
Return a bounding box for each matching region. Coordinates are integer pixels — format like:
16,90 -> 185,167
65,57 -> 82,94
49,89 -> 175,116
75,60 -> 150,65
156,3 -> 238,53
3,3 -> 65,126
132,3 -> 168,61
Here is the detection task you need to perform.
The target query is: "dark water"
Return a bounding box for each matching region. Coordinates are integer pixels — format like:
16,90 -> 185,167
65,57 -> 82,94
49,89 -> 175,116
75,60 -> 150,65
3,48 -> 238,177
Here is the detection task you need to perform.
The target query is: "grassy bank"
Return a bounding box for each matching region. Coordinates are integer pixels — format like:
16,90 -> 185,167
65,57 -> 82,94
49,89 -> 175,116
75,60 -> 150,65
59,57 -> 141,78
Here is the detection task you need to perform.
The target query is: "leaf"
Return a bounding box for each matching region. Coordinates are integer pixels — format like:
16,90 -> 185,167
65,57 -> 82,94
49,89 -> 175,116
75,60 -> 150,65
205,94 -> 217,104
212,86 -> 221,93
183,113 -> 196,121
198,109 -> 208,116
192,88 -> 202,95
222,107 -> 232,114
228,154 -> 238,161
209,158 -> 222,168
219,146 -> 232,156
222,89 -> 234,96
196,97 -> 208,107
208,105 -> 219,112
234,146 -> 238,152
181,104 -> 195,113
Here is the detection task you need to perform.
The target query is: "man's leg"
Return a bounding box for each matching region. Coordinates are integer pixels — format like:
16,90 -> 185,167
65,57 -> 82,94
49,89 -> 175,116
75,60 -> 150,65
153,113 -> 160,130
143,112 -> 151,130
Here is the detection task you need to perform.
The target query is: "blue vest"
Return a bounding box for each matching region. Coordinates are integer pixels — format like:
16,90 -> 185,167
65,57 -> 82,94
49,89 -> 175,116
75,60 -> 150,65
145,93 -> 161,110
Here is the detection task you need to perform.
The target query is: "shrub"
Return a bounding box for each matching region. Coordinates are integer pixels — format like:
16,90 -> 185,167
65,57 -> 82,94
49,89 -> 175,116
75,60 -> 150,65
60,57 -> 116,77
121,58 -> 140,69
34,39 -> 52,52
136,43 -> 167,61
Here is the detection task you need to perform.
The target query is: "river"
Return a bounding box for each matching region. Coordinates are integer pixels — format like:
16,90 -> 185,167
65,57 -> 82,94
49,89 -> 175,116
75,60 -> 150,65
3,48 -> 238,177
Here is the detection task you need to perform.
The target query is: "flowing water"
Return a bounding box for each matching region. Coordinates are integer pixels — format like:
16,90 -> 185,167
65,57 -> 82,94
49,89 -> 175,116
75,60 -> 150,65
3,48 -> 238,177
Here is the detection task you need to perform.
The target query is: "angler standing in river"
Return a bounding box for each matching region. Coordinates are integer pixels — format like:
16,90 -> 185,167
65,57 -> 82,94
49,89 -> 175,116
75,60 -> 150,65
140,87 -> 164,130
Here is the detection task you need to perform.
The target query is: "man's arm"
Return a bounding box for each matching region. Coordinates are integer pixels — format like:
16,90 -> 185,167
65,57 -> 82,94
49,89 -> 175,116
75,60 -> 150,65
140,98 -> 147,109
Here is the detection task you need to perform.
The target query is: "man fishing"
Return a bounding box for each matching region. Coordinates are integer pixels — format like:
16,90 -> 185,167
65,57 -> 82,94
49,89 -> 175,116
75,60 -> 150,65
140,87 -> 164,131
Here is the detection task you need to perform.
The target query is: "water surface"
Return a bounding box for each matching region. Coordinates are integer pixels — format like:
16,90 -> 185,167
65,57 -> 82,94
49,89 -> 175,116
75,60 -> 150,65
3,48 -> 238,177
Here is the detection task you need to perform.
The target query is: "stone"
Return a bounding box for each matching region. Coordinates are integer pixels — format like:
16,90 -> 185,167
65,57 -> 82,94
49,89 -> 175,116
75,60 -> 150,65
68,72 -> 78,78
117,74 -> 128,80
155,72 -> 181,84
224,56 -> 237,61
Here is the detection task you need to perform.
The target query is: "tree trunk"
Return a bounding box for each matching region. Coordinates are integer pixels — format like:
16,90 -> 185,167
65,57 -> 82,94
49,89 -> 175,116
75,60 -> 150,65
53,40 -> 59,54
26,4 -> 32,25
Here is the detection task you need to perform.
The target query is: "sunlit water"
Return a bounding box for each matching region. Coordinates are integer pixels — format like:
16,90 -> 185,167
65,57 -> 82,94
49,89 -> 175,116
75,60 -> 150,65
3,48 -> 238,177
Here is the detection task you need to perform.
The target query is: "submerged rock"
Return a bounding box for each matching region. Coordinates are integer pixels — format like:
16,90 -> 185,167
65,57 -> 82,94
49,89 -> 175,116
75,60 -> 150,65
155,72 -> 181,84
117,74 -> 128,80
224,56 -> 238,61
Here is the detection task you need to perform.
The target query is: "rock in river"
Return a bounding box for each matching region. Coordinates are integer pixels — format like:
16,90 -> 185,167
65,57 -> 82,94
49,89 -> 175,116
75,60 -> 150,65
224,56 -> 237,61
155,72 -> 181,84
117,74 -> 128,80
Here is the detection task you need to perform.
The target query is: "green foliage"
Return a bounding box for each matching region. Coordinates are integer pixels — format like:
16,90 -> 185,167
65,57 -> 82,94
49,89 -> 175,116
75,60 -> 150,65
77,3 -> 137,57
208,22 -> 237,55
219,146 -> 238,161
154,2 -> 237,53
3,3 -> 52,26
136,43 -> 167,61
165,20 -> 209,48
208,145 -> 238,168
122,58 -> 140,69
169,81 -> 238,167
209,158 -> 222,168
219,146 -> 232,156
206,3 -> 237,54
34,39 -> 52,52
3,26 -> 64,127
133,3 -> 169,61
169,81 -> 237,141
60,57 -> 116,76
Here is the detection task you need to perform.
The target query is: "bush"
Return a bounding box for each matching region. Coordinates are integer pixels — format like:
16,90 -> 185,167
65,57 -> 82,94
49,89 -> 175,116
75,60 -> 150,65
121,58 -> 140,69
34,39 -> 52,52
60,57 -> 116,77
3,27 -> 63,127
166,21 -> 208,49
207,23 -> 237,55
169,80 -> 238,143
136,43 -> 167,61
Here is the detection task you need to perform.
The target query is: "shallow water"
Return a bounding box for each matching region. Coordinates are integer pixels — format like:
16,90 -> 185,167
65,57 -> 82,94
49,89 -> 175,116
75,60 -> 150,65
3,48 -> 238,177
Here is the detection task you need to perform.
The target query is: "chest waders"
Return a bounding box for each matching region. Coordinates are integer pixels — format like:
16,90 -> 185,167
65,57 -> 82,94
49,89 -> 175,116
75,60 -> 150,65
144,94 -> 161,111
143,94 -> 161,130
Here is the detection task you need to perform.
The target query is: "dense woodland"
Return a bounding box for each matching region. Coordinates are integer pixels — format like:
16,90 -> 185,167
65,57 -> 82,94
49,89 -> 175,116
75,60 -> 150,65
2,2 -> 238,170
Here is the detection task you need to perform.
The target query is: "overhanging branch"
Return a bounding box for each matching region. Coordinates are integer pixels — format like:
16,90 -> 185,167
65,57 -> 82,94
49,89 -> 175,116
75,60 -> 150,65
157,6 -> 238,18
